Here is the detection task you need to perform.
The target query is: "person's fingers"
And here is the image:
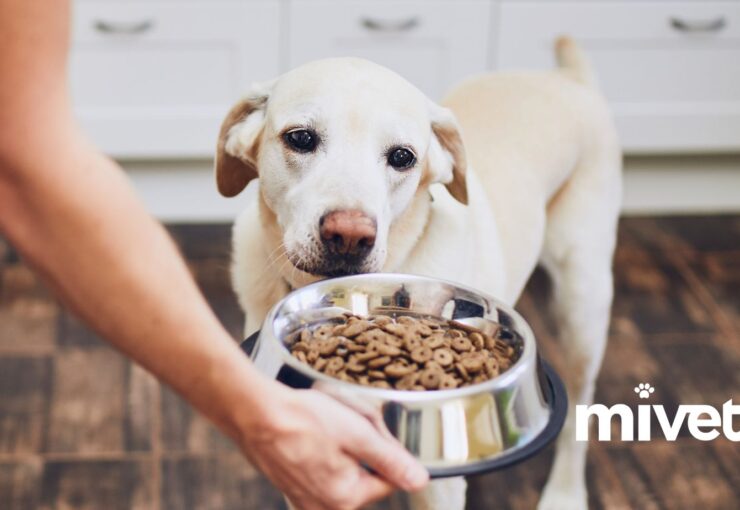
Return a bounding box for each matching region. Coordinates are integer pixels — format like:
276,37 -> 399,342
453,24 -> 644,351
341,418 -> 429,492
352,469 -> 396,505
314,382 -> 396,441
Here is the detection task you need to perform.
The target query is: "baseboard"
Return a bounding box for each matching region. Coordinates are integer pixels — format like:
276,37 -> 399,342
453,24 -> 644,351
123,155 -> 740,223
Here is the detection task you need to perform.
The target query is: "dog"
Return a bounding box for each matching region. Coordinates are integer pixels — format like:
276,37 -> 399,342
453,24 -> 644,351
215,36 -> 621,510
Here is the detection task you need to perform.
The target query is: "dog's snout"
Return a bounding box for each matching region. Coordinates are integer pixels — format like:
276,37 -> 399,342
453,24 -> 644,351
319,210 -> 377,257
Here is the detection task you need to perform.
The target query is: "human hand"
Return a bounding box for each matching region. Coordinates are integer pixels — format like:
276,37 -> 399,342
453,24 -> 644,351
237,384 -> 429,510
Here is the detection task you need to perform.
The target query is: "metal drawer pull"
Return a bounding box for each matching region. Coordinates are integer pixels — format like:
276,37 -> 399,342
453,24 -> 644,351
94,19 -> 154,35
361,16 -> 419,33
670,16 -> 726,33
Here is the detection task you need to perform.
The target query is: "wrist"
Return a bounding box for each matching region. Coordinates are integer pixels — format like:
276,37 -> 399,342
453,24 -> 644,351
202,340 -> 288,443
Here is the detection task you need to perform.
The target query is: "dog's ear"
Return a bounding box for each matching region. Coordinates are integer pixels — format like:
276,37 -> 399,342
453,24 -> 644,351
215,81 -> 273,197
427,102 -> 468,205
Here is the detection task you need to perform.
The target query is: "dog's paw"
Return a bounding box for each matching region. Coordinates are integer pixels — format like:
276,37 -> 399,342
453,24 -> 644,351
537,484 -> 588,510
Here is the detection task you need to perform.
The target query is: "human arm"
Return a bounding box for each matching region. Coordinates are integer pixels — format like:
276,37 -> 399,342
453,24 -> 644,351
0,1 -> 427,508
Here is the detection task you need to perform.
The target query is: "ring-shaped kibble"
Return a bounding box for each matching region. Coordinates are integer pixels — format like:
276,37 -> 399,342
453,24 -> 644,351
433,348 -> 454,367
306,349 -> 320,363
397,316 -> 418,326
455,362 -> 470,380
419,369 -> 442,389
291,341 -> 310,353
372,315 -> 393,327
332,324 -> 346,336
318,338 -> 339,356
404,336 -> 422,351
395,373 -> 418,390
461,356 -> 484,373
346,362 -> 366,373
484,335 -> 498,350
342,320 -> 372,337
385,336 -> 403,348
426,335 -> 446,349
370,380 -> 392,389
379,344 -> 401,357
421,318 -> 441,329
357,329 -> 385,344
416,324 -> 433,337
355,350 -> 379,362
383,323 -> 406,336
384,362 -> 416,378
368,356 -> 392,369
452,337 -> 473,352
440,375 -> 458,389
289,313 -> 517,389
425,360 -> 443,372
368,370 -> 387,380
469,332 -> 485,350
367,341 -> 383,354
410,346 -> 433,364
326,357 -> 344,372
314,324 -> 333,338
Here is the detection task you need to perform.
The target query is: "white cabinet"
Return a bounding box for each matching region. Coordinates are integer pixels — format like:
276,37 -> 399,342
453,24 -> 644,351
497,1 -> 740,153
287,0 -> 492,100
70,1 -> 280,158
70,0 -> 740,158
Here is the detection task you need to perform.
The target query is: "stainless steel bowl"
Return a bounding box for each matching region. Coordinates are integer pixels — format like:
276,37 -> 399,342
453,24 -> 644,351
242,273 -> 566,478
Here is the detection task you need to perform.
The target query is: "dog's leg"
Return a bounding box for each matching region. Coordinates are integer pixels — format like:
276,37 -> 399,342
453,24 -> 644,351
537,160 -> 620,510
407,477 -> 467,510
538,252 -> 612,510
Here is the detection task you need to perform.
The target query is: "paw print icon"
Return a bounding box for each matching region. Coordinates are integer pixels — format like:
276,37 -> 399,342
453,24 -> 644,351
635,383 -> 655,399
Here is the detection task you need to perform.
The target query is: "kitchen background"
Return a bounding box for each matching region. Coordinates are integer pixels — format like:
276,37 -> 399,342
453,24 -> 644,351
1,1 -> 739,509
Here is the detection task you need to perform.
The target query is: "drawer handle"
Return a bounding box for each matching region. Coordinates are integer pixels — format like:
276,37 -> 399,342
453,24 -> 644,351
361,16 -> 419,33
670,16 -> 726,33
93,19 -> 155,35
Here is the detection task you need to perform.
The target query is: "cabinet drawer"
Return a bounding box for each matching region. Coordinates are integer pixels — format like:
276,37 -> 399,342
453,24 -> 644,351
497,1 -> 740,153
288,0 -> 492,100
498,1 -> 740,41
70,1 -> 280,158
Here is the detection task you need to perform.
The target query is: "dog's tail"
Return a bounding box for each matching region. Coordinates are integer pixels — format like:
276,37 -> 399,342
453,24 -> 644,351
554,36 -> 598,88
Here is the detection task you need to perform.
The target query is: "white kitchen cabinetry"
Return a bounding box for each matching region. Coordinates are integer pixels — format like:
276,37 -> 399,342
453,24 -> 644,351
70,0 -> 740,159
287,0 -> 492,100
497,1 -> 740,154
70,1 -> 280,158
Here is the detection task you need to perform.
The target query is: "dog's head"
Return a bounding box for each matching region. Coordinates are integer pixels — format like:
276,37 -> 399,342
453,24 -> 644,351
216,58 -> 467,277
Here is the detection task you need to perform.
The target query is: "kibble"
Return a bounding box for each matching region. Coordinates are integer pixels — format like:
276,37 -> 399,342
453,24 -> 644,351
288,313 -> 516,391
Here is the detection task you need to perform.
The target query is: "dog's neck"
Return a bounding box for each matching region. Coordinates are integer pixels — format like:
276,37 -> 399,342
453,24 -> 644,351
257,188 -> 432,289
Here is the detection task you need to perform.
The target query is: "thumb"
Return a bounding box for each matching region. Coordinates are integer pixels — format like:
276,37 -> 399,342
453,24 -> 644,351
342,419 -> 429,492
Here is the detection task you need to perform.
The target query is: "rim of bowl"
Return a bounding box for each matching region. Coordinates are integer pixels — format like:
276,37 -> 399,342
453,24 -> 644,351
261,273 -> 539,403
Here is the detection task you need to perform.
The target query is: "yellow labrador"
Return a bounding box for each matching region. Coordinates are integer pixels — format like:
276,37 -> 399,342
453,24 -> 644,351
216,37 -> 621,510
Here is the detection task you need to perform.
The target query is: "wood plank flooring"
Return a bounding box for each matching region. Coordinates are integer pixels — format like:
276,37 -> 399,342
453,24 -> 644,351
0,216 -> 738,509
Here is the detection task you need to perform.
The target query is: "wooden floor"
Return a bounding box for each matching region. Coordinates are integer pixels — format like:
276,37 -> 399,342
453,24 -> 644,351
0,216 -> 738,510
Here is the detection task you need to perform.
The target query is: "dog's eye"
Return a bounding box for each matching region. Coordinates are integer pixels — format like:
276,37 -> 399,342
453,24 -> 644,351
387,147 -> 416,170
284,129 -> 318,152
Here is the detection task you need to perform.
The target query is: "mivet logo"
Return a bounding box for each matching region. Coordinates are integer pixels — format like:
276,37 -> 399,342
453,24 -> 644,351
575,383 -> 739,442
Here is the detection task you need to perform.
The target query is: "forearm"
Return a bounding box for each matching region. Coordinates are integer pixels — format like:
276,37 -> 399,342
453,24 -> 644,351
0,135 -> 272,440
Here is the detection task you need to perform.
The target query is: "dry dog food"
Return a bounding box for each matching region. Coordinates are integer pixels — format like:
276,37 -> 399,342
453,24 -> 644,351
289,313 -> 517,391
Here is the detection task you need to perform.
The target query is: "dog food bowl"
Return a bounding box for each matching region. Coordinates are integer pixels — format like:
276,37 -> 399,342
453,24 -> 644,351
240,273 -> 567,478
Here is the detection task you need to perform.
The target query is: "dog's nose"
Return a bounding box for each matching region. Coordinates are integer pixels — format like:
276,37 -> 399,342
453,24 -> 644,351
319,210 -> 376,257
